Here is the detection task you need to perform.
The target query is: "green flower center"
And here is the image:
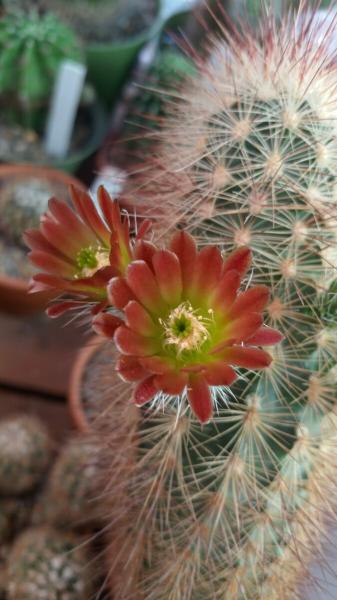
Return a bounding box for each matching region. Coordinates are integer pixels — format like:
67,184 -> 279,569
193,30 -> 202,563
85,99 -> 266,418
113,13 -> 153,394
75,246 -> 109,278
161,302 -> 211,356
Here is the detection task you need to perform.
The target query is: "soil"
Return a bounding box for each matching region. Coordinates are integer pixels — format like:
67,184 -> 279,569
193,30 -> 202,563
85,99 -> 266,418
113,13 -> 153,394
38,0 -> 158,44
0,107 -> 92,166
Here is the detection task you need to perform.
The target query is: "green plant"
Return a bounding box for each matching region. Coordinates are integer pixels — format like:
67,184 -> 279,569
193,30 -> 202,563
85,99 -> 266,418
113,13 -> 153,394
97,8 -> 337,598
0,10 -> 82,128
33,439 -> 101,530
0,415 -> 52,495
6,526 -> 93,599
122,48 -> 196,150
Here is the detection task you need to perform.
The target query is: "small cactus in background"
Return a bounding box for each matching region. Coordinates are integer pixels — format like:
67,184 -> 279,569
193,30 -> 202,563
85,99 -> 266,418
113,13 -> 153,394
124,49 -> 196,148
0,10 -> 82,128
6,526 -> 93,600
0,415 -> 52,495
0,178 -> 55,246
33,439 -> 101,530
0,496 -> 34,544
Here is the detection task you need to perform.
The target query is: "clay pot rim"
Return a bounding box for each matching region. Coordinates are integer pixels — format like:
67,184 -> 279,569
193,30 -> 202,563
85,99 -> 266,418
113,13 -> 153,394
68,335 -> 106,433
0,163 -> 85,289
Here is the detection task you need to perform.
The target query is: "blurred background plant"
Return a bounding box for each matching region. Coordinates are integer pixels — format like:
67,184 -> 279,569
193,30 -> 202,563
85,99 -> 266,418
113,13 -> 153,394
0,10 -> 82,132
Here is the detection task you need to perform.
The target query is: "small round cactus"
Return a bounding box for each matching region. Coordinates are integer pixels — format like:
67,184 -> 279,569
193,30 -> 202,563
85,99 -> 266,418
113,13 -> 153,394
0,178 -> 55,246
0,415 -> 52,495
0,496 -> 34,544
6,526 -> 93,600
0,10 -> 82,118
33,439 -> 101,530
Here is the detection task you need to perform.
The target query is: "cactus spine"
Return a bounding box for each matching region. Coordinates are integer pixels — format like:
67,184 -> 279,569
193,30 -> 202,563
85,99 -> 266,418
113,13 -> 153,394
99,8 -> 337,599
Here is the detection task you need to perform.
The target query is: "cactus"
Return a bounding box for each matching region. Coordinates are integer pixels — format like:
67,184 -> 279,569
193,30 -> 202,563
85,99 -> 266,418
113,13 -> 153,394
6,526 -> 93,599
96,8 -> 337,599
125,49 -> 196,143
25,7 -> 337,595
0,415 -> 52,495
0,496 -> 34,544
0,178 -> 55,246
33,439 -> 101,530
0,10 -> 82,127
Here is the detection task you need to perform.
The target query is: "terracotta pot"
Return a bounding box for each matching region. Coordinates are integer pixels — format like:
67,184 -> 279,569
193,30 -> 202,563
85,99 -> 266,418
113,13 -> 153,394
0,163 -> 85,315
68,335 -> 106,432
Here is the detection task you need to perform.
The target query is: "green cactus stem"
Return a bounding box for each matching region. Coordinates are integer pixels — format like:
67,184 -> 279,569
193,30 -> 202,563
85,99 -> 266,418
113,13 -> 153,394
0,10 -> 82,130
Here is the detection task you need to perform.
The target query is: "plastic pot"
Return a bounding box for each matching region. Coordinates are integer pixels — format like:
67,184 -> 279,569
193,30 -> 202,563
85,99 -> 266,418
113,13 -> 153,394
86,3 -> 163,109
0,163 -> 85,315
68,336 -> 104,433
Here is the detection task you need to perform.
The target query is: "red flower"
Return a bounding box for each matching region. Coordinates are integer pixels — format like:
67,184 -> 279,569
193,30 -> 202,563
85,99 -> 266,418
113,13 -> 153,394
96,231 -> 283,423
24,186 -> 152,317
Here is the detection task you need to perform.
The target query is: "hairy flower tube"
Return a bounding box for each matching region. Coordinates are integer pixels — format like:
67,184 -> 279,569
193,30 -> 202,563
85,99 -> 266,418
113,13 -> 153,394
24,186 -> 152,317
97,230 -> 283,423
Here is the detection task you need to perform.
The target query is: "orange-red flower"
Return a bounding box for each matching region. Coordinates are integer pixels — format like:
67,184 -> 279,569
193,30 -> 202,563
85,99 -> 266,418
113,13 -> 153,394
96,231 -> 283,423
24,186 -> 152,317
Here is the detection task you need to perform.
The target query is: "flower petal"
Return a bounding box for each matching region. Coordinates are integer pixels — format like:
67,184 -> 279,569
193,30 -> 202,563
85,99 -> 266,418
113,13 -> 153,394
170,230 -> 197,289
28,273 -> 67,293
229,285 -> 270,319
70,186 -> 110,245
133,376 -> 157,406
222,346 -> 272,368
190,246 -> 223,301
92,313 -> 123,338
48,198 -> 93,248
212,269 -> 241,312
107,277 -> 135,309
124,301 -> 156,337
187,374 -> 213,424
114,326 -> 158,356
134,240 -> 157,267
246,326 -> 284,346
139,356 -> 171,374
40,218 -> 84,260
204,363 -> 237,386
152,250 -> 182,305
46,301 -> 80,318
117,355 -> 148,382
155,371 -> 188,395
229,312 -> 263,343
136,219 -> 152,241
28,251 -> 74,277
24,229 -> 72,263
126,260 -> 164,314
223,246 -> 252,278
